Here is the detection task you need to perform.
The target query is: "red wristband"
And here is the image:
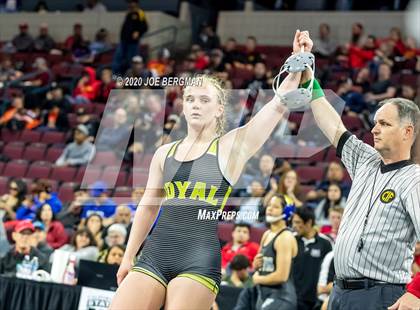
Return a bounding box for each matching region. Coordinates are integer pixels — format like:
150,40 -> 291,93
407,273 -> 420,298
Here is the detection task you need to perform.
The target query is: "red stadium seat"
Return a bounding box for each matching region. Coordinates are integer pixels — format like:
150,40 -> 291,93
0,176 -> 9,195
342,115 -> 363,131
23,143 -> 48,162
217,222 -> 234,243
102,167 -> 128,187
50,166 -> 77,182
401,74 -> 418,88
93,103 -> 106,115
325,147 -> 340,163
127,169 -> 149,188
26,161 -> 52,179
76,166 -> 102,185
139,154 -> 154,170
296,146 -> 326,162
270,144 -> 296,158
20,130 -> 42,143
58,182 -> 78,203
3,142 -> 25,160
250,226 -> 267,243
300,185 -> 315,196
41,132 -> 66,145
362,132 -> 374,146
295,166 -> 325,184
0,162 -> 4,174
91,151 -> 119,167
45,147 -> 64,162
3,160 -> 29,178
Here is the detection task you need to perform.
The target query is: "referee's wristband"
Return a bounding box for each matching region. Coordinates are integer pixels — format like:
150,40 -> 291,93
300,79 -> 325,101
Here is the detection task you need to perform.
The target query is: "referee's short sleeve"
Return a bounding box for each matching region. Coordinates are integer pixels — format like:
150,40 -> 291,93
336,131 -> 379,180
403,172 -> 420,240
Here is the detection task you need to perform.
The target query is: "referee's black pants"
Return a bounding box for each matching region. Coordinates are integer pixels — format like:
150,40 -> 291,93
328,283 -> 405,310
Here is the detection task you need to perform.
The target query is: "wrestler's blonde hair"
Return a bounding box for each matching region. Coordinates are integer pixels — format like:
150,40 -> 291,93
184,74 -> 227,136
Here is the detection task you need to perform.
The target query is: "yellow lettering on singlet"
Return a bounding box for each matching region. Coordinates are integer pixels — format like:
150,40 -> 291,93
219,186 -> 232,210
164,182 -> 175,199
190,182 -> 206,201
175,181 -> 191,199
206,185 -> 219,206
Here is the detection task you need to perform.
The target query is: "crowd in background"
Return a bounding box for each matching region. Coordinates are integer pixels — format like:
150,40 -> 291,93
0,2 -> 419,309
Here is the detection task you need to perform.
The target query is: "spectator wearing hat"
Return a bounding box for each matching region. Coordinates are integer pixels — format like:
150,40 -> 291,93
33,23 -> 55,53
75,107 -> 99,138
125,55 -> 154,81
0,220 -> 49,276
55,124 -> 95,167
35,203 -> 68,249
112,0 -> 148,75
30,221 -> 54,257
12,23 -> 34,52
147,47 -> 173,77
89,28 -> 111,55
81,181 -> 117,220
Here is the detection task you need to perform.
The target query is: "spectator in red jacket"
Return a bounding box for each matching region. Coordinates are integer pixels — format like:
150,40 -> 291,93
95,67 -> 115,103
35,203 -> 68,249
348,35 -> 376,69
73,67 -> 100,102
221,223 -> 259,274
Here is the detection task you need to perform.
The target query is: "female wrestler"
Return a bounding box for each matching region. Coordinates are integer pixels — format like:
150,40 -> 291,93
253,194 -> 298,310
110,31 -> 310,310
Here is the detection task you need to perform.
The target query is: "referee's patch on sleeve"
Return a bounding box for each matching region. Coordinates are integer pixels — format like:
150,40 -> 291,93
380,189 -> 396,204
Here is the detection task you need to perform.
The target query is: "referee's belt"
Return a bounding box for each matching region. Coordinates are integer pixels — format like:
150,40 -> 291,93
334,277 -> 403,290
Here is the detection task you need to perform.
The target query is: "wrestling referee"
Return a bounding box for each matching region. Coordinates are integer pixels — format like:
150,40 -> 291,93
295,31 -> 420,310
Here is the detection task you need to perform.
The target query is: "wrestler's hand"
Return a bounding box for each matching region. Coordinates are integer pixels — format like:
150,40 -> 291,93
117,257 -> 132,286
388,292 -> 420,310
293,30 -> 313,54
253,253 -> 263,270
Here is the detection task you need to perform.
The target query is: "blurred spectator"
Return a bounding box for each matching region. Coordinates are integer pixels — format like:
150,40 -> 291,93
243,61 -> 270,93
314,183 -> 346,227
64,23 -> 88,53
104,244 -> 125,266
206,48 -> 226,74
127,188 -> 144,212
313,23 -> 337,58
30,221 -> 54,257
292,207 -> 332,310
236,180 -> 265,226
98,223 -> 127,262
147,48 -> 174,77
81,181 -> 117,219
55,124 -> 95,166
95,108 -> 131,153
403,36 -> 420,60
125,55 -> 154,80
385,27 -> 406,57
42,84 -> 71,113
35,203 -> 68,249
307,162 -> 350,201
89,28 -> 112,55
350,22 -> 366,46
317,251 -> 335,310
0,95 -> 41,130
413,242 -> 420,276
83,0 -> 107,12
222,38 -> 244,70
265,169 -> 304,208
32,179 -> 63,214
33,23 -> 56,53
221,254 -> 253,288
73,67 -> 101,102
83,213 -> 104,249
112,0 -> 148,75
53,228 -> 98,263
112,205 -> 132,227
0,0 -> 22,12
12,23 -> 34,52
39,85 -> 70,132
57,190 -> 87,231
0,179 -> 27,221
221,223 -> 259,274
75,107 -> 100,138
399,84 -> 416,101
364,63 -> 396,116
0,220 -> 49,276
15,195 -> 37,221
95,67 -> 115,103
34,0 -> 48,13
320,206 -> 344,242
0,55 -> 21,82
0,219 -> 11,257
22,57 -> 52,89
197,23 -> 220,51
244,36 -> 263,67
348,34 -> 376,69
337,78 -> 368,116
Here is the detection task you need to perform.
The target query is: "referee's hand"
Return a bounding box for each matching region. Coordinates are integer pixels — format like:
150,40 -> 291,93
388,292 -> 420,310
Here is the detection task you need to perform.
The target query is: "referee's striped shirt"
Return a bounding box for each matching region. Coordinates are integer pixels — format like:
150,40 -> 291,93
334,131 -> 420,284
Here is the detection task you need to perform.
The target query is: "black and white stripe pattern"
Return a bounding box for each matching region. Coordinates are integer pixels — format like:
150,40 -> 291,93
334,133 -> 420,283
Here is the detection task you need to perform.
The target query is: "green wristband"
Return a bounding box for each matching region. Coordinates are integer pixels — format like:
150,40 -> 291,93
300,79 -> 325,101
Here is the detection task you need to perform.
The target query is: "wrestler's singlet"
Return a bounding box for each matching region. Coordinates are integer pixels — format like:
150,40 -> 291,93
133,138 -> 232,294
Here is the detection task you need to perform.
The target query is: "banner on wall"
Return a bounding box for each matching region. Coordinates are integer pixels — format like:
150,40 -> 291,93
78,287 -> 115,310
